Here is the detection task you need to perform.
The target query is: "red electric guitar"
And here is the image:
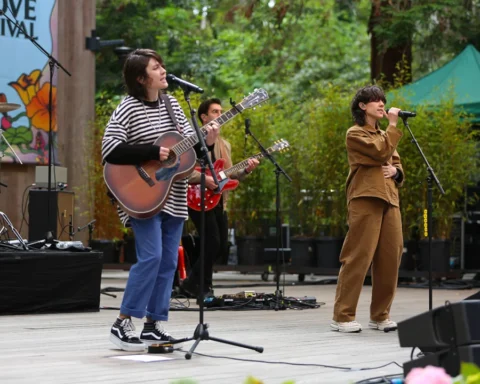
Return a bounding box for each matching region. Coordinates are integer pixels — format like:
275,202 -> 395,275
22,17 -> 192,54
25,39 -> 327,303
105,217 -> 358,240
103,89 -> 269,219
187,139 -> 290,211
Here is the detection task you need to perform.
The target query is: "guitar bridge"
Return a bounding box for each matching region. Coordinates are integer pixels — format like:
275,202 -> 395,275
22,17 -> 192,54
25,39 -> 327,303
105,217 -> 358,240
136,165 -> 155,186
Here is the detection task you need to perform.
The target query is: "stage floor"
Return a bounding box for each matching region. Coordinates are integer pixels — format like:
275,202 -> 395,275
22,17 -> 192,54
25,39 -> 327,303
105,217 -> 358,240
1,271 -> 478,384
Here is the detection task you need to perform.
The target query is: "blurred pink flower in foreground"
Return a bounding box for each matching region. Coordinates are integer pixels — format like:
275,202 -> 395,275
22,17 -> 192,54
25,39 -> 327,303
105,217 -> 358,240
406,366 -> 452,384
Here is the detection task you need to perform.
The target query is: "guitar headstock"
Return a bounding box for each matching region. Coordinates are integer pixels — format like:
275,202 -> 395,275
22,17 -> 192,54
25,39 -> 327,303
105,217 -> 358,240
270,139 -> 290,153
240,89 -> 269,110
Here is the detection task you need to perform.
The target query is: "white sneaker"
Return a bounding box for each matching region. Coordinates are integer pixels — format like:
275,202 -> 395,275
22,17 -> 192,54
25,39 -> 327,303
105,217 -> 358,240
368,319 -> 397,331
330,320 -> 362,333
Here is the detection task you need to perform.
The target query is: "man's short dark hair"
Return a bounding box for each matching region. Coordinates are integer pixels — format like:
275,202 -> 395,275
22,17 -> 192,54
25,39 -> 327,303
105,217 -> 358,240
197,98 -> 222,124
123,48 -> 164,99
351,85 -> 387,126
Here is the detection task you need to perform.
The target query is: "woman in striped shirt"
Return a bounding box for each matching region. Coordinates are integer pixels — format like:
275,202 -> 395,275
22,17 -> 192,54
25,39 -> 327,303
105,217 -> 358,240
102,49 -> 219,351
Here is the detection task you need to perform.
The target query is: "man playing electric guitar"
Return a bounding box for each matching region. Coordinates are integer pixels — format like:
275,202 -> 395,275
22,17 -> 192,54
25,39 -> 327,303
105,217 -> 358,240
181,98 -> 259,298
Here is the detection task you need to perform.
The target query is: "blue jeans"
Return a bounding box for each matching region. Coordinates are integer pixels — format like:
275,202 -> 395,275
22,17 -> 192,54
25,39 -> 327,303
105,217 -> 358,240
120,212 -> 184,321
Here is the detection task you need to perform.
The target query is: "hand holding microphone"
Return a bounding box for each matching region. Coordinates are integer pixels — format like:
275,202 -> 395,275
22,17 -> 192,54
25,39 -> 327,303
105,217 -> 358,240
384,107 -> 401,126
386,107 -> 417,118
385,108 -> 417,126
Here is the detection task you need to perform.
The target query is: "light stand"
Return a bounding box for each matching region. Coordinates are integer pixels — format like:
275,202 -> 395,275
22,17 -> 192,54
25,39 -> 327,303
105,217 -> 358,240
401,117 -> 445,311
181,89 -> 263,359
245,121 -> 292,310
0,8 -> 71,243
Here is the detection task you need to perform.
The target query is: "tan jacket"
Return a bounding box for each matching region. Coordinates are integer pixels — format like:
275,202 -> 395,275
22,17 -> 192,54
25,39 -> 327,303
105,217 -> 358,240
345,124 -> 404,207
188,136 -> 248,210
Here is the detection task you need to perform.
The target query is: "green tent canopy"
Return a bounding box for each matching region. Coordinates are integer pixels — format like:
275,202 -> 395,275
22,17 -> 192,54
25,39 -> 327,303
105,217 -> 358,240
390,44 -> 480,123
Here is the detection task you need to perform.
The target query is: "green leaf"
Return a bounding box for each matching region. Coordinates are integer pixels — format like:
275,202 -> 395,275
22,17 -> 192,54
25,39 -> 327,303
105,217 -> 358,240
3,127 -> 33,145
461,362 -> 480,380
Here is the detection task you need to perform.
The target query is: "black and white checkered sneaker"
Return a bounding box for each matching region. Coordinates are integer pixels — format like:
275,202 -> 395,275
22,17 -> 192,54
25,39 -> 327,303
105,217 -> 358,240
109,317 -> 146,352
140,321 -> 182,346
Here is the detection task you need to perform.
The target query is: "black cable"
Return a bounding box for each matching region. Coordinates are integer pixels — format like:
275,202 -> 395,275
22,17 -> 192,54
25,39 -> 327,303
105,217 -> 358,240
410,346 -> 416,360
179,349 -> 403,372
57,223 -> 70,240
19,184 -> 33,234
167,293 -> 324,311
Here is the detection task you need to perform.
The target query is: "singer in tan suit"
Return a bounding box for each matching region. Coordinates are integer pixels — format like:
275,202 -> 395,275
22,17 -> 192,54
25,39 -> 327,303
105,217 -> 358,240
331,85 -> 405,333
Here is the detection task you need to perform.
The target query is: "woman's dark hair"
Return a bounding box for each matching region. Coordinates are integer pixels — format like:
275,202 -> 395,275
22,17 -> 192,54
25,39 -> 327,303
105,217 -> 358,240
351,85 -> 387,126
197,98 -> 222,124
123,49 -> 164,99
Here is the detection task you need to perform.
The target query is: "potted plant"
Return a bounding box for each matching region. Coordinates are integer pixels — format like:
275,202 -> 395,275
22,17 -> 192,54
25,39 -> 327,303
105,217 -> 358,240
283,87 -> 351,269
83,92 -> 125,264
387,94 -> 479,273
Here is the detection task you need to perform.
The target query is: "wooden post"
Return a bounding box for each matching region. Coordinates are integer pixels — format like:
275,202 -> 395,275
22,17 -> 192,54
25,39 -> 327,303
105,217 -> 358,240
0,0 -> 96,244
56,0 -> 96,243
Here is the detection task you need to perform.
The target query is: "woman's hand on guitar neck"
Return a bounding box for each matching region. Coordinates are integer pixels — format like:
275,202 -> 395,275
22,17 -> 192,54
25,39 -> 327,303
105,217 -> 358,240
204,121 -> 220,146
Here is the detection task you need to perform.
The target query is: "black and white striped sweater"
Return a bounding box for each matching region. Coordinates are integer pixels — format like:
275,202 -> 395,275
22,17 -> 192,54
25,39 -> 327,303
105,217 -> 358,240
102,94 -> 197,226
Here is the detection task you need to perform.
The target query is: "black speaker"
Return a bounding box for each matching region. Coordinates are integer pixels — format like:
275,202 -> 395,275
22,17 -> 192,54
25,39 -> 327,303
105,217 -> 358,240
28,190 -> 75,241
398,301 -> 480,377
403,345 -> 480,377
465,291 -> 480,301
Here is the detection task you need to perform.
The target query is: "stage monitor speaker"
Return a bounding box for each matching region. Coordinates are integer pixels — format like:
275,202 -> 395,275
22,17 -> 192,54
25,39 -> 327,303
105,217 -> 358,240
398,300 -> 480,377
403,345 -> 480,378
28,190 -> 74,241
465,291 -> 480,301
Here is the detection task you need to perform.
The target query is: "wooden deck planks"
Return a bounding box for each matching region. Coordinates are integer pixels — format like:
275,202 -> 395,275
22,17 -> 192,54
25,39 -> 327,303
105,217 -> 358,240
0,272 -> 478,384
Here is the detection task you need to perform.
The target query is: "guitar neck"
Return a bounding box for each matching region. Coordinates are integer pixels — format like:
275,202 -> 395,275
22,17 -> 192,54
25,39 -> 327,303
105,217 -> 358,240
170,104 -> 246,157
224,149 -> 272,177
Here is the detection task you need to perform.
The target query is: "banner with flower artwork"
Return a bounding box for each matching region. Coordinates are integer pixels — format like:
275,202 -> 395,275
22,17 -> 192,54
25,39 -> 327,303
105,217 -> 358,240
0,0 -> 57,164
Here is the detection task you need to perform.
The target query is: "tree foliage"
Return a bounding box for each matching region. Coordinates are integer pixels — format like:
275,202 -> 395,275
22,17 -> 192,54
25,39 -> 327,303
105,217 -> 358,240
92,0 -> 480,242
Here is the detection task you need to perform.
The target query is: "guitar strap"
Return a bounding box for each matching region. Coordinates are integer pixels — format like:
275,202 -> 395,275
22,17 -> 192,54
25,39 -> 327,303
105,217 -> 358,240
160,93 -> 183,134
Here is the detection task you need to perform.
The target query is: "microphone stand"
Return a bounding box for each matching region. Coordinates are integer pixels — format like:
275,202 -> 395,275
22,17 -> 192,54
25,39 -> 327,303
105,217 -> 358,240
245,122 -> 292,310
180,89 -> 263,359
0,8 -> 72,245
401,117 -> 445,311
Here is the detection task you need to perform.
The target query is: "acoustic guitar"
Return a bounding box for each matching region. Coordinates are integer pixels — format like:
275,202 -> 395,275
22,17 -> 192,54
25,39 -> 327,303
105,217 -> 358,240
104,89 -> 269,219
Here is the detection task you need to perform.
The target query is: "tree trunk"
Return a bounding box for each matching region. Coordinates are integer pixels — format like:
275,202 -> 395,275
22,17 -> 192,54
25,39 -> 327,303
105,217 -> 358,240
369,0 -> 413,86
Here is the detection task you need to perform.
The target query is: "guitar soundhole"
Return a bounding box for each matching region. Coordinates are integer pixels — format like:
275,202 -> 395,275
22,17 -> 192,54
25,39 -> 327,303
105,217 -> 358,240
163,151 -> 178,168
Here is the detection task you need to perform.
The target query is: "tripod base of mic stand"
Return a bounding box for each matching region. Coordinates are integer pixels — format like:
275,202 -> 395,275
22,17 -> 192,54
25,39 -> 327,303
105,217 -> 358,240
273,289 -> 287,311
184,323 -> 264,360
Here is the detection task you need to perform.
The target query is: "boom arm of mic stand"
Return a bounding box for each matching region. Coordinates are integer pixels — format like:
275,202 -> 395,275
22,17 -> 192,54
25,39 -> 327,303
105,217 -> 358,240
183,90 -> 221,192
0,9 -> 71,77
402,117 -> 445,195
246,129 -> 292,183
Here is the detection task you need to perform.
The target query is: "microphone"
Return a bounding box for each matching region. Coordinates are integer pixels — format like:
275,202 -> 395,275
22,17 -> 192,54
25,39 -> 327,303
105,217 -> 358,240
386,108 -> 417,118
166,74 -> 204,94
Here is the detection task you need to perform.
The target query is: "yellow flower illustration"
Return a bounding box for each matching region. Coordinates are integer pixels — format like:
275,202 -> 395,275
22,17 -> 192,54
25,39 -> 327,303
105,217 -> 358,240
9,69 -> 42,106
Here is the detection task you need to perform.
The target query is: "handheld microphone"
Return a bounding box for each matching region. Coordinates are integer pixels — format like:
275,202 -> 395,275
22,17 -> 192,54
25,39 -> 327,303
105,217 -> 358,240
166,74 -> 204,94
386,108 -> 417,118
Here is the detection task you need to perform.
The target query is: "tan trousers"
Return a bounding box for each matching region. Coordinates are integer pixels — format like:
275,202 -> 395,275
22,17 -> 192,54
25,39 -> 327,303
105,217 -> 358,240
333,197 -> 403,322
